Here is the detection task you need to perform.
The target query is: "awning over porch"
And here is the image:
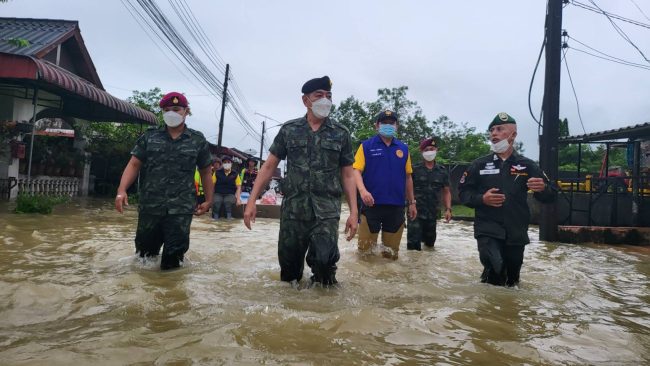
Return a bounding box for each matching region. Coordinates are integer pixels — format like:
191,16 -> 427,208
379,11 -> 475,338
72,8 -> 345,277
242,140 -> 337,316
0,52 -> 156,125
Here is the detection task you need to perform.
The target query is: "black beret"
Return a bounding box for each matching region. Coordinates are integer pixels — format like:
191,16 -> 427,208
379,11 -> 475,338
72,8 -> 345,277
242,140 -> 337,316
375,109 -> 399,123
301,76 -> 332,94
488,112 -> 516,130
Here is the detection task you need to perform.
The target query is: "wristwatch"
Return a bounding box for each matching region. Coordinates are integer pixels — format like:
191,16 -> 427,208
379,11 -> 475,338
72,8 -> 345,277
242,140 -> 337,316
408,200 -> 417,206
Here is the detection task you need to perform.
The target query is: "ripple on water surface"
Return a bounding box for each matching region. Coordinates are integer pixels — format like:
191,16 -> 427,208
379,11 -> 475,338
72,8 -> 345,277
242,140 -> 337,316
0,198 -> 649,365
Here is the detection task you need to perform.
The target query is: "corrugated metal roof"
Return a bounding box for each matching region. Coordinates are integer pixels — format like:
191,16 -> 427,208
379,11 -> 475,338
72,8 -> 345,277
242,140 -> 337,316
559,122 -> 650,143
0,52 -> 157,125
0,17 -> 77,56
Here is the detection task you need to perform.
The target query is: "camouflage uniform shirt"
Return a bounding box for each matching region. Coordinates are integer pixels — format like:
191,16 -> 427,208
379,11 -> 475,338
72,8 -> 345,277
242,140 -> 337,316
131,125 -> 212,215
412,162 -> 450,219
269,116 -> 354,221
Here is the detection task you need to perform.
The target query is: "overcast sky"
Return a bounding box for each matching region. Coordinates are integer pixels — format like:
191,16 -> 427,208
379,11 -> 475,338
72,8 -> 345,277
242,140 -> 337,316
4,0 -> 650,160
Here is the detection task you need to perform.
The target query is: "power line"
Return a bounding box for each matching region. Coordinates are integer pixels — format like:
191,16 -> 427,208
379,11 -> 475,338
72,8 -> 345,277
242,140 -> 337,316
565,34 -> 650,69
586,0 -> 650,64
124,0 -> 263,145
571,0 -> 650,30
167,0 -> 262,140
561,48 -> 587,135
566,44 -> 650,70
629,0 -> 650,22
120,0 -> 210,95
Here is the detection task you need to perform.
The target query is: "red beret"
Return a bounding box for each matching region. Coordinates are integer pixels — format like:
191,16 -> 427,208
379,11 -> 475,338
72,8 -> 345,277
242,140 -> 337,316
159,92 -> 188,108
419,137 -> 438,151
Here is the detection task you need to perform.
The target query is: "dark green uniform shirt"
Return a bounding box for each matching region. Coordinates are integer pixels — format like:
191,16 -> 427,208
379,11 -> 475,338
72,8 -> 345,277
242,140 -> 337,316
269,116 -> 354,220
458,151 -> 556,245
131,125 -> 212,215
412,162 -> 450,219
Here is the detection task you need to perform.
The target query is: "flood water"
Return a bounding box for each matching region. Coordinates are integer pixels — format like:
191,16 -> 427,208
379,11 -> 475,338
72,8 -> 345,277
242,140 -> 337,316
0,198 -> 649,365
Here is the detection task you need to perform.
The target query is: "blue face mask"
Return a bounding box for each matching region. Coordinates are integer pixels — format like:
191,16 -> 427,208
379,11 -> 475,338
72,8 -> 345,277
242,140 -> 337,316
378,123 -> 396,138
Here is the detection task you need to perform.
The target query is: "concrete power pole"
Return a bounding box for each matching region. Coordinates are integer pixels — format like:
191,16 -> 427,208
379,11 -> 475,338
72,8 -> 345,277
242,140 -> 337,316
539,0 -> 564,241
217,63 -> 230,150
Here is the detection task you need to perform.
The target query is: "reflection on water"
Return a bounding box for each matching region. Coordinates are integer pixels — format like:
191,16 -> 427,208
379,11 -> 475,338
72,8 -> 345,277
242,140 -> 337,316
0,198 -> 649,365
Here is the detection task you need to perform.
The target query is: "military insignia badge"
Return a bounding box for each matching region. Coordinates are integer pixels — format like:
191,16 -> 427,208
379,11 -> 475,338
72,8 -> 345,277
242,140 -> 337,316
396,149 -> 404,158
172,97 -> 179,104
498,112 -> 509,121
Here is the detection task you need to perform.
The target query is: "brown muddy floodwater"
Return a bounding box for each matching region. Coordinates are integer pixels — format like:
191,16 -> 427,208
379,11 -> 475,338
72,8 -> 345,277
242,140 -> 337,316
0,198 -> 649,365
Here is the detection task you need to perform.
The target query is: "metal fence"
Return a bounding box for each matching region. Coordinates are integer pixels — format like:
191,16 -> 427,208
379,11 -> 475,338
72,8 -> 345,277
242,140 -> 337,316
557,175 -> 650,227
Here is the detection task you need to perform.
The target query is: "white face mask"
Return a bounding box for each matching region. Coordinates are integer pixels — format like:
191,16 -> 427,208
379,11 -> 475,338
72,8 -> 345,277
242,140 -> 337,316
223,163 -> 232,170
490,133 -> 514,153
310,98 -> 332,119
422,151 -> 437,161
163,111 -> 184,127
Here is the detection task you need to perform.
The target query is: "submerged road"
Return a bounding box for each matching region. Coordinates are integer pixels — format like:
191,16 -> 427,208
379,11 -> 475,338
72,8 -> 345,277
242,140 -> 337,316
0,198 -> 648,365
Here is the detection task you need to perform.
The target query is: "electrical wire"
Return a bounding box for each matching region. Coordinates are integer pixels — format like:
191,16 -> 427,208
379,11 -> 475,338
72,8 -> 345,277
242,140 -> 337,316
561,48 -> 587,135
586,0 -> 650,64
528,0 -> 549,135
528,36 -> 545,129
120,0 -> 210,95
169,0 -> 263,139
566,34 -> 650,70
571,0 -> 650,30
567,45 -> 650,70
124,0 -> 263,145
629,0 -> 650,22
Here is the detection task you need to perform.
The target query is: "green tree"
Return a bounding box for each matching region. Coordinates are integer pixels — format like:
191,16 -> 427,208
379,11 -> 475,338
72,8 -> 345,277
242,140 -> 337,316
80,87 -> 163,195
374,86 -> 433,154
127,87 -> 164,125
331,96 -> 374,147
333,86 -> 498,164
332,86 -> 434,154
431,115 -> 491,163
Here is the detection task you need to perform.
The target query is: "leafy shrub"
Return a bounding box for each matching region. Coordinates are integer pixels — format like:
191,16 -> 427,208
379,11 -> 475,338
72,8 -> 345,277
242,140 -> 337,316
14,194 -> 69,214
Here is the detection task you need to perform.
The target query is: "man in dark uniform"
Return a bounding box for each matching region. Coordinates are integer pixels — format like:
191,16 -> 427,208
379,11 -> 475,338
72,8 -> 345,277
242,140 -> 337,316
407,137 -> 452,250
458,112 -> 556,286
353,110 -> 417,260
243,76 -> 358,288
115,92 -> 213,270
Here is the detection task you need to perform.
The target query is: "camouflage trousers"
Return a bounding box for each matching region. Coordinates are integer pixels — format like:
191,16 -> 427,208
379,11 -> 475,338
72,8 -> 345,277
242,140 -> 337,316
278,217 -> 340,285
407,216 -> 438,250
135,213 -> 193,270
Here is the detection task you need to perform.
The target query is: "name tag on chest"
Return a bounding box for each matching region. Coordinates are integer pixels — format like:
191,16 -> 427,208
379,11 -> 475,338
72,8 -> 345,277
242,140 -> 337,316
479,169 -> 500,175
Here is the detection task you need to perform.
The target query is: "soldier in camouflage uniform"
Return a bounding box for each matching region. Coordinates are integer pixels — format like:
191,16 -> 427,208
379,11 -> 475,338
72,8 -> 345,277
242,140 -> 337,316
243,76 -> 358,288
407,137 -> 452,250
115,92 -> 214,271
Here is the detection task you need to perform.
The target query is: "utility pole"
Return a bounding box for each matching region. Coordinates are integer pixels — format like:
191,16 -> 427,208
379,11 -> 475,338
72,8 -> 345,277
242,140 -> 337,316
539,0 -> 563,242
259,120 -> 265,163
217,63 -> 230,150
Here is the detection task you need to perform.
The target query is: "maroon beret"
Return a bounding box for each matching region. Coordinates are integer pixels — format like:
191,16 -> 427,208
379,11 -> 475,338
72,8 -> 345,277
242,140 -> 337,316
419,137 -> 438,151
159,92 -> 188,108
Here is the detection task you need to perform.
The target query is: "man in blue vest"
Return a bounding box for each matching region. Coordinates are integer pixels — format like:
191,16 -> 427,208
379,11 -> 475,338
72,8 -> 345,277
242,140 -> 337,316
353,110 -> 417,260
